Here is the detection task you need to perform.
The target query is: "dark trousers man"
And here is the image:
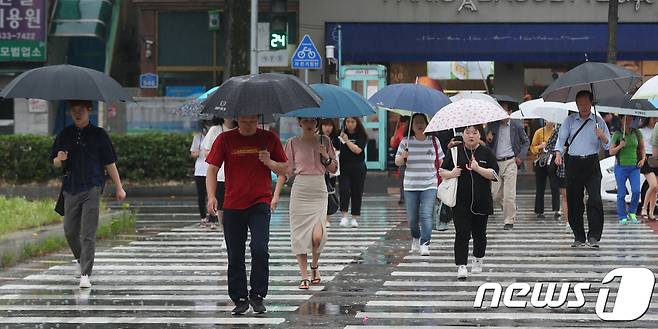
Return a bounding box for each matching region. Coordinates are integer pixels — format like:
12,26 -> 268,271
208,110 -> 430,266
565,156 -> 604,244
223,203 -> 270,303
63,186 -> 101,276
534,164 -> 561,214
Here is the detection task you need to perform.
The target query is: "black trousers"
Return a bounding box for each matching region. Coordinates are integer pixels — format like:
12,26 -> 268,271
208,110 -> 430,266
399,164 -> 406,201
223,203 -> 270,303
339,162 -> 367,216
565,156 -> 604,243
453,209 -> 488,266
194,176 -> 225,223
194,176 -> 208,219
534,164 -> 560,214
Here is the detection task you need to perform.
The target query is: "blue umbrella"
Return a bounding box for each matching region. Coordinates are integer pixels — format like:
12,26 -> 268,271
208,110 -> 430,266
285,84 -> 376,118
368,83 -> 451,116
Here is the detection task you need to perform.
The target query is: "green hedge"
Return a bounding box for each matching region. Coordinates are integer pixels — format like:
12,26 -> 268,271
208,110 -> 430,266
0,133 -> 194,184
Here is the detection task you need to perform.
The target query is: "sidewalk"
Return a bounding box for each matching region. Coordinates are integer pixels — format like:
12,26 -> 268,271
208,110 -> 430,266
0,211 -> 129,269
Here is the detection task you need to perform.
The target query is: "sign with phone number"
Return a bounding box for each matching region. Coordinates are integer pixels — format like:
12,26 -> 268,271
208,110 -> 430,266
0,0 -> 46,62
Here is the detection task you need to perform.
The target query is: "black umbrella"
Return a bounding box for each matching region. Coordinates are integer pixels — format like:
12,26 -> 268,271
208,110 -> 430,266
201,73 -> 321,120
0,64 -> 133,102
597,94 -> 656,111
541,62 -> 641,103
490,94 -> 519,104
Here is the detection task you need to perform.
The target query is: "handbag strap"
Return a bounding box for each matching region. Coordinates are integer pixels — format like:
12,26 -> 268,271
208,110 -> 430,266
566,117 -> 591,148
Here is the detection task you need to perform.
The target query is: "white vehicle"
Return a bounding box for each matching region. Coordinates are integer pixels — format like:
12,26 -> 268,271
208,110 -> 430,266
600,156 -> 644,203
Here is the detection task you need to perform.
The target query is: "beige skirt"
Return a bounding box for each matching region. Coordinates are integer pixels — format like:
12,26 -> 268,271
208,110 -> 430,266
289,175 -> 328,254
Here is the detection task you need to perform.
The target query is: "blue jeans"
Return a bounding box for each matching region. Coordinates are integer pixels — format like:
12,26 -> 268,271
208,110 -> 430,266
614,165 -> 641,220
404,189 -> 436,245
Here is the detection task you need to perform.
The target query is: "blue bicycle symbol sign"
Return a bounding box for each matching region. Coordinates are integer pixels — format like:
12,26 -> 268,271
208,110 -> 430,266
291,35 -> 322,70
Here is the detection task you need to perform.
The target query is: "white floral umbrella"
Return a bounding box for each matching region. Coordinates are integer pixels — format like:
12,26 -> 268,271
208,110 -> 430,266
632,75 -> 658,100
425,99 -> 509,132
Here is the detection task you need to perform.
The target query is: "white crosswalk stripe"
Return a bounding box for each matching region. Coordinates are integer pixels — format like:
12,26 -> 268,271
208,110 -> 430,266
0,197 -> 396,326
349,194 -> 658,328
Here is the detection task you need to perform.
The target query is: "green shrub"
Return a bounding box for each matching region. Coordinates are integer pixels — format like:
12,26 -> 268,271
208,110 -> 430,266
0,133 -> 194,184
0,134 -> 56,183
112,133 -> 193,182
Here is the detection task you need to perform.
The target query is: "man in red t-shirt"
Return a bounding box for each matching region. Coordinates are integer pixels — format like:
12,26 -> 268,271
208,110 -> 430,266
206,115 -> 288,315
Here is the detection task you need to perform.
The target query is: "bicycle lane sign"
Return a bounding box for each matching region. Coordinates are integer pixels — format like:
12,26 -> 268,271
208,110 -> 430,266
291,34 -> 322,70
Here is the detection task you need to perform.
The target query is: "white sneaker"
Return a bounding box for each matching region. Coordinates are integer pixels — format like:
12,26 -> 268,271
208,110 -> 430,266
419,243 -> 430,256
79,275 -> 91,288
471,258 -> 483,274
410,238 -> 420,253
339,218 -> 349,227
350,219 -> 359,228
457,265 -> 468,279
73,260 -> 81,278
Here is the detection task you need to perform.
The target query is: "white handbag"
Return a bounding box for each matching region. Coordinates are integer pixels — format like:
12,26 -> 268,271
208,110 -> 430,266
437,147 -> 458,207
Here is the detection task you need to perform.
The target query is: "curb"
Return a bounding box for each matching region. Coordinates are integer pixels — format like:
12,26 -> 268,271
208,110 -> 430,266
0,210 -> 129,268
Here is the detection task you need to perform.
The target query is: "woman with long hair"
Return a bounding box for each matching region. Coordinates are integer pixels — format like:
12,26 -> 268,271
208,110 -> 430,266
338,117 -> 368,228
201,117 -> 235,230
271,118 -> 337,289
395,113 -> 443,256
639,117 -> 658,220
609,115 -> 645,224
320,119 -> 340,227
190,120 -> 212,227
440,125 -> 499,279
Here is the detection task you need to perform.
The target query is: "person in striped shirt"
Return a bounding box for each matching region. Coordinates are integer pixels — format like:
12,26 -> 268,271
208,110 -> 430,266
395,113 -> 444,256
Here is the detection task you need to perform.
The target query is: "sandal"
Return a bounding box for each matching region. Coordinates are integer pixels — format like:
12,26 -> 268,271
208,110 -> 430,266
310,266 -> 321,284
209,223 -> 217,231
199,218 -> 208,228
299,279 -> 310,290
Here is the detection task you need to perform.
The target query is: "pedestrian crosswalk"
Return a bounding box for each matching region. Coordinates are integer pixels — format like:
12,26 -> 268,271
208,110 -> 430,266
1,193 -> 656,328
0,197 -> 403,326
349,196 -> 658,328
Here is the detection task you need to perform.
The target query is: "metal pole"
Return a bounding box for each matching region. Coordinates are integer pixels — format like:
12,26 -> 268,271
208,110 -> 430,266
337,24 -> 342,86
250,0 -> 258,74
304,69 -> 309,84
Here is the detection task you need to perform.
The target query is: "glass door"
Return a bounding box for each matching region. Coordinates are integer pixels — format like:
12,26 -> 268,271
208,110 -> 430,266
340,65 -> 387,170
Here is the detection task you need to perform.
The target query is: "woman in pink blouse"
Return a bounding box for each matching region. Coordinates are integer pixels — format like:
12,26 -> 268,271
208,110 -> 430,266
271,118 -> 338,290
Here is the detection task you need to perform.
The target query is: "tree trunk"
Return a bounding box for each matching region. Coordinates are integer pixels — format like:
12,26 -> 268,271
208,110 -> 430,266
607,0 -> 618,63
223,0 -> 250,81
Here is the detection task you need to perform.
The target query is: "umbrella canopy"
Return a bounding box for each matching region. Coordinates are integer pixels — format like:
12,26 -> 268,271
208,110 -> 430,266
368,83 -> 451,116
0,64 -> 133,102
632,75 -> 658,100
171,86 -> 220,118
425,99 -> 509,132
598,94 -> 655,110
541,62 -> 641,102
201,73 -> 321,120
449,92 -> 500,107
513,101 -> 576,123
285,84 -> 376,118
597,94 -> 658,117
491,94 -> 519,104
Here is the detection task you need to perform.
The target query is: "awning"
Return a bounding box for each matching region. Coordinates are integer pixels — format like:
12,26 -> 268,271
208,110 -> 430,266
325,23 -> 658,62
50,0 -> 114,39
